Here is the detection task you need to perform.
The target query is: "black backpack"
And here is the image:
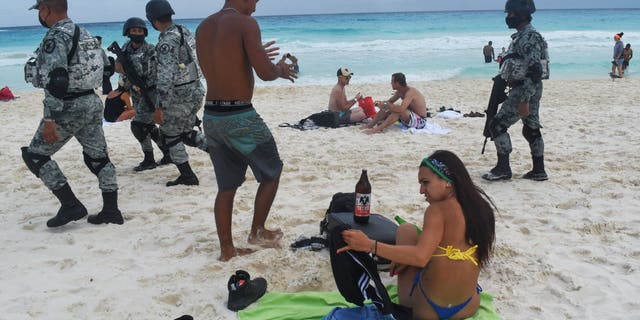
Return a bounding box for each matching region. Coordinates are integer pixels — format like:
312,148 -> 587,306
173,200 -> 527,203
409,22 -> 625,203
279,111 -> 341,130
320,192 -> 355,235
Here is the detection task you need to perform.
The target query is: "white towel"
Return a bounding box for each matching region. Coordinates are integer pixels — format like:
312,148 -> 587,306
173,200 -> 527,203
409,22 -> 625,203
398,121 -> 450,134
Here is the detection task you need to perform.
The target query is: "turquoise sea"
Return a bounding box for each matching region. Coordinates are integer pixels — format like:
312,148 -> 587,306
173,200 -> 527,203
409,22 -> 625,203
1,9 -> 639,91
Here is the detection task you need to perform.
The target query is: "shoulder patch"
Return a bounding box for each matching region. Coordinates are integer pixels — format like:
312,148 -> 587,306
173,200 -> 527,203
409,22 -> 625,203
44,39 -> 56,54
159,43 -> 171,54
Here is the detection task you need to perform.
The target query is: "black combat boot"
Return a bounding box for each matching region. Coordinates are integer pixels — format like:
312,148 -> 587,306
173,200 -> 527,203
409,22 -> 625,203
157,148 -> 172,166
87,191 -> 124,225
134,151 -> 158,172
482,153 -> 512,181
47,183 -> 88,228
166,162 -> 199,187
522,155 -> 548,181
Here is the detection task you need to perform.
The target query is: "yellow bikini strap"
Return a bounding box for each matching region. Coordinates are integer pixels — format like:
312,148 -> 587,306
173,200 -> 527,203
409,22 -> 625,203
432,245 -> 479,266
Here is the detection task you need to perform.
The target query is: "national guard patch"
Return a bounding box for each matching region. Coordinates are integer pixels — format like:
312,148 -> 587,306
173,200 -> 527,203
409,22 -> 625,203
44,39 -> 56,54
159,43 -> 171,54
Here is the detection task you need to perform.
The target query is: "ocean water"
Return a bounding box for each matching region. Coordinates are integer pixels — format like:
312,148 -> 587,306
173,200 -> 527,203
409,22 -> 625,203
1,9 -> 639,91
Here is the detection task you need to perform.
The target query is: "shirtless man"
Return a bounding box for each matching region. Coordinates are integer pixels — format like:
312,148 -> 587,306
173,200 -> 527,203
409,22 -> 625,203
328,67 -> 367,124
363,73 -> 428,135
196,0 -> 297,261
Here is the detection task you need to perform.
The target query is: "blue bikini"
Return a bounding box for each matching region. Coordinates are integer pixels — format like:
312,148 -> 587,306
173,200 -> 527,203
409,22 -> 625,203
409,245 -> 482,319
409,272 -> 482,319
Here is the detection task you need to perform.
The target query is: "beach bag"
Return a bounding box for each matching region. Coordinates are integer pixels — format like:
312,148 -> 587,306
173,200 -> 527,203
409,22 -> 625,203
279,111 -> 341,130
0,86 -> 15,101
326,224 -> 412,320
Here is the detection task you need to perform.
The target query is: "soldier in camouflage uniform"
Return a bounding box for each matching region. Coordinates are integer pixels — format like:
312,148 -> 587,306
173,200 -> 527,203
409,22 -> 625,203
117,17 -> 170,172
483,0 -> 549,182
22,0 -> 123,228
146,0 -> 207,187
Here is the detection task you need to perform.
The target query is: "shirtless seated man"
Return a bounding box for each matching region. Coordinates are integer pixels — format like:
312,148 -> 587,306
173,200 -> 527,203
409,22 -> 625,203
328,67 -> 368,124
363,73 -> 428,135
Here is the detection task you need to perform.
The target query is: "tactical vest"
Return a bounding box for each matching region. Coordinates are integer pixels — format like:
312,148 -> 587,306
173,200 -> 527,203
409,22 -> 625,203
24,23 -> 103,91
500,28 -> 549,82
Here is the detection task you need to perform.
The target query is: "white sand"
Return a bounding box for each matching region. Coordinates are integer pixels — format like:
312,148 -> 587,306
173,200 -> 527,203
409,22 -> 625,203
1,78 -> 639,319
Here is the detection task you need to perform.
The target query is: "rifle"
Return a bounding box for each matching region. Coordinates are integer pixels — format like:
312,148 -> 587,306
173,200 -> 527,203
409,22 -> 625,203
107,41 -> 155,111
481,75 -> 507,154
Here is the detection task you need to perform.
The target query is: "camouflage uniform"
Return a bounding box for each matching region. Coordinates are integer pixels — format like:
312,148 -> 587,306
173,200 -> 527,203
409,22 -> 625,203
121,40 -> 158,154
24,19 -> 117,193
155,23 -> 205,166
494,24 -> 547,157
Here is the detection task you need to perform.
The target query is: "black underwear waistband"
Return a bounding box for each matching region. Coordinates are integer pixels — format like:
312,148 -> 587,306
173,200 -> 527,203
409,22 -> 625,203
205,100 -> 253,113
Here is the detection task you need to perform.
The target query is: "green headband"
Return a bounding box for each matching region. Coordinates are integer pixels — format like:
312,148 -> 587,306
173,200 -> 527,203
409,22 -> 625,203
421,157 -> 453,183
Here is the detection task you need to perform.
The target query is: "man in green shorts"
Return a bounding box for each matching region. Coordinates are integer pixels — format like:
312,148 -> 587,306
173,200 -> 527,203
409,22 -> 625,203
196,0 -> 297,261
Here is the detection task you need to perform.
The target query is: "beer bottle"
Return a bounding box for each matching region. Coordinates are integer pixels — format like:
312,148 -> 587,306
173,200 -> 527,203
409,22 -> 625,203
354,169 -> 371,224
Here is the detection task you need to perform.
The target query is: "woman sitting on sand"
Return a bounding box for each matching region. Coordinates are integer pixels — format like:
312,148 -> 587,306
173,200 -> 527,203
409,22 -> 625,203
339,150 -> 496,319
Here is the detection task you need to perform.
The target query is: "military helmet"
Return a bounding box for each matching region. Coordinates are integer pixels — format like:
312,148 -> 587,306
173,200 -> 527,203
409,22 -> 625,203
145,0 -> 175,21
505,0 -> 536,15
123,17 -> 148,36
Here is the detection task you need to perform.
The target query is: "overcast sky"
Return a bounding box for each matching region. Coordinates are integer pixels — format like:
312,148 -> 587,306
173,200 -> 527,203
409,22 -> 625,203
2,0 -> 640,28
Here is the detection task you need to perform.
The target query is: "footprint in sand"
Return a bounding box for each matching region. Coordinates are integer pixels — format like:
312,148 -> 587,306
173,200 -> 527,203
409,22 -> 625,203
155,294 -> 183,306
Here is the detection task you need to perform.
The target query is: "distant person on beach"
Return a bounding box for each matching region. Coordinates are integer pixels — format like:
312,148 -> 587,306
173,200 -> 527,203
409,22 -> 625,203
96,36 -> 114,94
116,17 -> 168,172
196,0 -> 297,261
483,0 -> 549,182
338,150 -> 496,320
286,53 -> 299,73
496,47 -> 506,65
146,0 -> 207,186
362,72 -> 428,134
611,32 -> 624,78
622,43 -> 633,72
103,86 -> 135,122
22,0 -> 123,227
328,67 -> 367,124
483,41 -> 495,63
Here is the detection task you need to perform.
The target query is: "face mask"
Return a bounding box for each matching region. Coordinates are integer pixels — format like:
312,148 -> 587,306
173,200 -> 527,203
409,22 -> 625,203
38,10 -> 50,28
505,16 -> 524,29
128,34 -> 145,44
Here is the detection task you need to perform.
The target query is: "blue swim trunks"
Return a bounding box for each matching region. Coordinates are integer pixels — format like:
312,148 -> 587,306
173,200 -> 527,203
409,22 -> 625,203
203,101 -> 283,190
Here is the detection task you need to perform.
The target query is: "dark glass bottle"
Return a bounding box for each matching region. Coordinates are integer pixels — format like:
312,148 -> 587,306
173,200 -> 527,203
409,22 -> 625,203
354,169 -> 371,224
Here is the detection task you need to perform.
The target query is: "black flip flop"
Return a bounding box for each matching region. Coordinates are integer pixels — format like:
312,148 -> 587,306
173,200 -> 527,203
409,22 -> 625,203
290,236 -> 328,251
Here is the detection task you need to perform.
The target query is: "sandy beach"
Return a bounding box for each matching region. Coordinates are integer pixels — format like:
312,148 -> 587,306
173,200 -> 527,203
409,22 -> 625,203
1,78 -> 639,319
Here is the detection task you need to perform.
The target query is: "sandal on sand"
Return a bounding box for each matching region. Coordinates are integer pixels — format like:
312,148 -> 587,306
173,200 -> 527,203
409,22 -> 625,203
227,270 -> 268,312
290,236 -> 328,251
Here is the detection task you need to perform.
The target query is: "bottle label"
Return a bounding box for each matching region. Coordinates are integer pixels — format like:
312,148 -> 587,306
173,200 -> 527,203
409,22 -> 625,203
355,193 -> 371,216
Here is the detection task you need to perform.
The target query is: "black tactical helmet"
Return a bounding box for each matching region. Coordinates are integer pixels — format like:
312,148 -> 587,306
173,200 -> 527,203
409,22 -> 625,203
505,0 -> 536,15
145,0 -> 175,21
123,17 -> 148,36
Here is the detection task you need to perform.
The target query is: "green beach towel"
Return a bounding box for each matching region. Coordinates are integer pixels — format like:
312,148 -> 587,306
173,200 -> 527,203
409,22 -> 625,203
238,285 -> 499,320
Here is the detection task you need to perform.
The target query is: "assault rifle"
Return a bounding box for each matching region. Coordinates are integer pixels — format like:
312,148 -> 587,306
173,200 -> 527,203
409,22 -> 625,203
481,75 -> 507,154
107,41 -> 155,111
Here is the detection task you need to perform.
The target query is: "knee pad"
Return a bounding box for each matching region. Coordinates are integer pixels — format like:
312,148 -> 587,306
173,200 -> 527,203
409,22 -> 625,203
489,116 -> 509,139
522,125 -> 542,145
181,130 -> 198,147
21,147 -> 51,178
130,121 -> 152,143
83,152 -> 111,176
149,126 -> 160,143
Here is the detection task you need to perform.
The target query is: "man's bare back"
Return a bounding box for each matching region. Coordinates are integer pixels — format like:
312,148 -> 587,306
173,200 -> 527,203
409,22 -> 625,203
196,5 -> 294,102
396,86 -> 427,118
195,1 -> 296,262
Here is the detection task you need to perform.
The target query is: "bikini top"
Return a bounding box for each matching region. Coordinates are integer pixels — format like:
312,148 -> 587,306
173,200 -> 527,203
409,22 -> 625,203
432,245 -> 479,266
